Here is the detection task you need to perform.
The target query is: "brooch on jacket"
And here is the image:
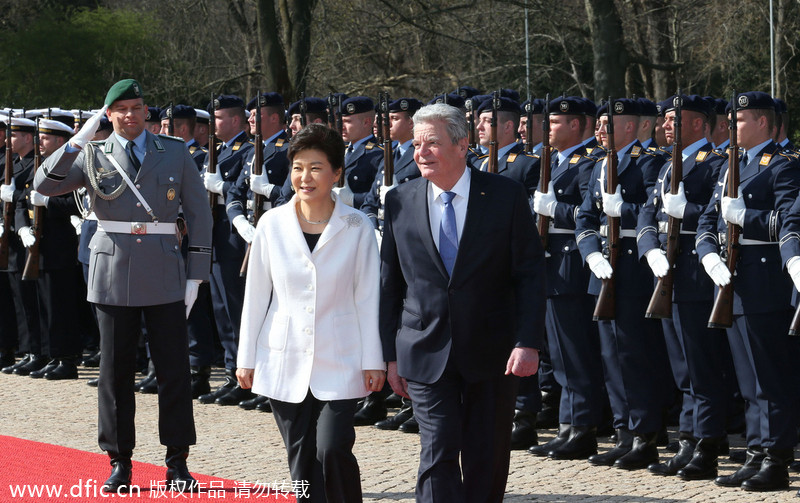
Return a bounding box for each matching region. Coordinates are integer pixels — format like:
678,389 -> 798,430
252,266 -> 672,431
343,214 -> 362,228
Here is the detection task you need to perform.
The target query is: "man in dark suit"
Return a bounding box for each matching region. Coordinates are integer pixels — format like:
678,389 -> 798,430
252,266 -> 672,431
380,103 -> 546,503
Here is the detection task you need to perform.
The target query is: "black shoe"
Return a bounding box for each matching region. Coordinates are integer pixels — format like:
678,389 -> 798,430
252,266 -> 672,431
165,446 -> 198,493
135,360 -> 156,392
588,428 -> 633,466
665,440 -> 679,453
529,423 -> 570,457
81,350 -> 101,367
741,448 -> 792,492
398,415 -> 419,433
715,446 -> 764,487
729,448 -> 747,463
239,394 -> 268,410
376,402 -> 413,430
87,377 -> 99,387
30,358 -> 59,379
2,353 -> 31,374
216,385 -> 255,405
256,399 -> 272,413
14,354 -> 48,376
678,437 -> 722,481
0,349 -> 15,369
510,410 -> 538,450
790,460 -> 800,473
190,366 -> 211,399
44,358 -> 79,380
548,426 -> 598,460
385,392 -> 404,409
648,437 -> 696,476
353,395 -> 387,426
102,453 -> 132,494
536,403 -> 559,430
656,427 -> 669,447
614,432 -> 658,470
198,370 -> 236,404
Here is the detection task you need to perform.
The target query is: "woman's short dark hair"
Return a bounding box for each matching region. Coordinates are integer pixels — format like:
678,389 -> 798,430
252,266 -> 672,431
287,123 -> 345,171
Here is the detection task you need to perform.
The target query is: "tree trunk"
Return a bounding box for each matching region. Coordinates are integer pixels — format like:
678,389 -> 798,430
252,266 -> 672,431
584,0 -> 628,100
257,0 -> 292,96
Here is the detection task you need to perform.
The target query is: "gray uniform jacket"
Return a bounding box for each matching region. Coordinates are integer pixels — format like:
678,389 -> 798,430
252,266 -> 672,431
34,131 -> 213,307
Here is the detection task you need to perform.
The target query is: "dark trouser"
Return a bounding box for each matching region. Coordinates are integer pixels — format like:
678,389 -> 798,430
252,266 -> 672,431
210,206 -> 245,370
661,316 -> 694,433
546,294 -> 604,426
187,281 -> 216,367
0,271 -> 18,350
37,268 -> 81,358
270,391 -> 361,503
8,271 -> 41,354
728,311 -> 800,449
96,301 -> 196,455
407,366 -> 519,503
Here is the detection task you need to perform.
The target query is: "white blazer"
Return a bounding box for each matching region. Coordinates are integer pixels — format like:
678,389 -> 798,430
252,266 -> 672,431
237,193 -> 384,403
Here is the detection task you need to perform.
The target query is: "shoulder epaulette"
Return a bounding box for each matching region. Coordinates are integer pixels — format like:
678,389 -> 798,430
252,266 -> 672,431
157,134 -> 183,142
232,141 -> 243,151
695,150 -> 709,162
365,142 -> 375,150
779,150 -> 799,160
630,145 -> 642,157
507,153 -> 518,163
275,139 -> 285,148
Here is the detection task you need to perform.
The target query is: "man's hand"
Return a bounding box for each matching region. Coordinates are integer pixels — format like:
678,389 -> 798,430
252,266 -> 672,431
30,190 -> 49,208
250,171 -> 274,197
71,105 -> 108,149
70,215 -> 82,235
204,170 -> 224,195
586,251 -> 613,279
184,279 -> 201,318
364,369 -> 386,392
721,194 -> 746,227
18,226 -> 35,247
0,180 -> 16,203
701,253 -> 731,287
379,184 -> 395,206
232,215 -> 256,244
386,361 -> 409,398
601,184 -> 623,218
332,186 -> 354,207
236,368 -> 254,389
505,347 -> 539,377
645,248 -> 670,278
662,182 -> 687,219
533,181 -> 558,218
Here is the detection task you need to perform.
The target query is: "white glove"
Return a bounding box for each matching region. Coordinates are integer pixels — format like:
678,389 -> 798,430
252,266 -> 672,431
70,215 -> 82,235
721,194 -> 746,227
17,226 -> 35,247
0,223 -> 4,238
232,215 -> 256,244
374,228 -> 382,249
29,190 -> 48,208
586,251 -> 613,279
71,105 -> 108,149
0,180 -> 16,203
601,184 -> 623,218
184,279 -> 202,318
204,170 -> 224,195
250,171 -> 274,197
662,182 -> 687,219
533,181 -> 558,218
787,257 -> 800,292
332,185 -> 354,207
379,184 -> 396,206
645,248 -> 670,278
701,253 -> 731,287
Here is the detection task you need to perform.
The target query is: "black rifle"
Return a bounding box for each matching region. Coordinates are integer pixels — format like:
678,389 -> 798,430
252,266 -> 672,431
168,102 -> 174,136
593,98 -> 619,321
240,91 -> 264,277
23,118 -> 43,280
206,94 -> 219,210
488,91 -> 499,174
0,112 -> 13,269
536,94 -> 552,250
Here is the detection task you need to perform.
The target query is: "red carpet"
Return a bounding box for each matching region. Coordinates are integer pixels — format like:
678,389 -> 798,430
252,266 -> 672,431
0,435 -> 296,502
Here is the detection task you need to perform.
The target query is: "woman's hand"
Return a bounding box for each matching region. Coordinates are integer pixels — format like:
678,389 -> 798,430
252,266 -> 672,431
236,368 -> 254,389
363,369 -> 386,392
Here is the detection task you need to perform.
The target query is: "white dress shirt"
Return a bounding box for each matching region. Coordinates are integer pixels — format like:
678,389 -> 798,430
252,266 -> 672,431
427,167 -> 471,251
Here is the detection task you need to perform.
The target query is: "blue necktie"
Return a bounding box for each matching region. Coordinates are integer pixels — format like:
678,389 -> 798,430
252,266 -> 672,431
439,191 -> 458,276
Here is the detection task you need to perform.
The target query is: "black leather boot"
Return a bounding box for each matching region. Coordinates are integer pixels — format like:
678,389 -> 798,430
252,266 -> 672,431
398,414 -> 419,433
741,448 -> 792,492
239,394 -> 268,410
190,366 -> 211,399
353,394 -> 387,426
548,425 -> 597,460
647,434 -> 696,476
216,384 -> 255,405
614,432 -> 658,470
13,354 -> 48,376
2,353 -> 31,374
528,423 -> 570,457
588,428 -> 633,466
510,409 -> 538,450
198,369 -> 236,404
30,358 -> 59,379
376,400 -> 413,430
165,446 -> 198,492
102,452 -> 132,493
136,360 -> 157,393
81,349 -> 101,367
256,399 -> 272,412
45,356 -> 80,380
715,446 -> 764,487
678,437 -> 721,480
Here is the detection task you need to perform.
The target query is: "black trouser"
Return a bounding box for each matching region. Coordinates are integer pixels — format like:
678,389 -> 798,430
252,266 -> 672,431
271,391 -> 361,503
37,268 -> 81,358
96,301 -> 196,455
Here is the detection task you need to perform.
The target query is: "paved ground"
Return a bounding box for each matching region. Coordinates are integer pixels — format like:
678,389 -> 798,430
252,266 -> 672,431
1,365 -> 799,502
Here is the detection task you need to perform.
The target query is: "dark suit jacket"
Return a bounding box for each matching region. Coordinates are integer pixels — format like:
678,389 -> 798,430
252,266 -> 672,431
379,167 -> 546,384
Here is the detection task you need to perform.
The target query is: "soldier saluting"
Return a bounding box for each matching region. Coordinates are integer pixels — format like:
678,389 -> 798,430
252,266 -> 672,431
34,79 -> 213,494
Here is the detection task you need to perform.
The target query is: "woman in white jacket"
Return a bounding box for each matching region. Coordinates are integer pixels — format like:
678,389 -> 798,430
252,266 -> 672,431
237,124 -> 385,503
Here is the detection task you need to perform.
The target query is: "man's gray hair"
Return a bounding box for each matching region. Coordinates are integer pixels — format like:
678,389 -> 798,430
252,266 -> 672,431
413,103 -> 468,144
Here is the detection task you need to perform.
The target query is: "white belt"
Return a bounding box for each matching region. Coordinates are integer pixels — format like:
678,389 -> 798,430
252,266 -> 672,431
600,225 -> 636,238
548,223 -> 574,235
658,221 -> 696,235
718,233 -> 776,246
246,199 -> 273,212
216,195 -> 225,205
97,220 -> 177,235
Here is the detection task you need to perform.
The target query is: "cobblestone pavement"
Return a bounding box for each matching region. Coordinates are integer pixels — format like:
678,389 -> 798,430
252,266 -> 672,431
1,366 -> 798,502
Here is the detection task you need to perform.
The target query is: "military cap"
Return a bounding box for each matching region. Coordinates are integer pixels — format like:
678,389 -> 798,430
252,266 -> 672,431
388,98 -> 423,115
735,91 -> 774,111
160,104 -> 196,120
341,96 -> 375,116
468,95 -> 491,112
104,79 -> 144,106
597,98 -> 641,117
72,110 -> 92,125
580,98 -> 598,117
247,92 -> 284,111
288,97 -> 328,115
145,106 -> 161,122
38,118 -> 74,137
476,96 -> 521,115
661,94 -> 711,116
712,98 -> 728,116
10,117 -> 36,133
520,99 -> 545,115
499,89 -> 521,102
428,93 -> 465,110
209,95 -> 246,113
194,109 -> 210,124
457,86 -> 481,99
548,96 -> 587,115
774,98 -> 788,114
637,98 -> 658,117
14,109 -> 41,119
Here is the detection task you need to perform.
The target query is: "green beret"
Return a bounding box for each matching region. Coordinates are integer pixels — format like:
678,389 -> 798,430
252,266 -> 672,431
104,79 -> 144,106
